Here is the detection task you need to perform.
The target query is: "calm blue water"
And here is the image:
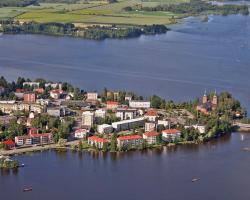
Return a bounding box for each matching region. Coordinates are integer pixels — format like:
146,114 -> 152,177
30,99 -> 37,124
0,14 -> 250,111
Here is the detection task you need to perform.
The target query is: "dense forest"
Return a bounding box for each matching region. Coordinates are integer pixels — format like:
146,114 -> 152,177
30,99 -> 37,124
1,22 -> 168,40
137,0 -> 249,16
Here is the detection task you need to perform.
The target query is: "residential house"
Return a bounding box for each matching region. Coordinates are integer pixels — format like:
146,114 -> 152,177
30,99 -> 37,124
74,129 -> 89,139
2,140 -> 15,149
162,129 -> 181,142
145,109 -> 158,122
50,89 -> 64,99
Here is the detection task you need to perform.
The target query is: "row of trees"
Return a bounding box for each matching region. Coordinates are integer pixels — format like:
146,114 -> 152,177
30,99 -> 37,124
140,0 -> 249,16
1,22 -> 168,40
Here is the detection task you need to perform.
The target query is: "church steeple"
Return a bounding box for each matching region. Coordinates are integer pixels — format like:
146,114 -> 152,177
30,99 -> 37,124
202,89 -> 208,104
212,90 -> 218,105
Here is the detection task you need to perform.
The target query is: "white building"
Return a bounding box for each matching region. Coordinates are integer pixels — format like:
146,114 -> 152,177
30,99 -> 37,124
143,132 -> 161,145
74,129 -> 89,139
95,109 -> 106,119
23,82 -> 40,88
112,117 -> 145,132
158,120 -> 170,128
82,111 -> 94,127
116,108 -> 137,120
185,125 -> 206,134
129,100 -> 150,109
97,124 -> 113,134
162,129 -> 181,142
45,82 -> 62,89
87,92 -> 98,101
145,122 -> 156,132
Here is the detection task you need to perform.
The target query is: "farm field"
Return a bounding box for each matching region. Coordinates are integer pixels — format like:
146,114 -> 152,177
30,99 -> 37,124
1,0 -> 184,25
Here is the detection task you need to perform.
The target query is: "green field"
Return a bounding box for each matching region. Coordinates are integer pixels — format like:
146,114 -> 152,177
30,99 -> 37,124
0,0 -> 186,25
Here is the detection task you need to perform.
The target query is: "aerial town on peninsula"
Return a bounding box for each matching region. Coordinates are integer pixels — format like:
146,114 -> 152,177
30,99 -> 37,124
0,76 -> 248,161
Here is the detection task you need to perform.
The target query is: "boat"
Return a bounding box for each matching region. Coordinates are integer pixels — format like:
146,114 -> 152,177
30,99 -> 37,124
192,178 -> 199,182
23,187 -> 32,192
243,147 -> 250,151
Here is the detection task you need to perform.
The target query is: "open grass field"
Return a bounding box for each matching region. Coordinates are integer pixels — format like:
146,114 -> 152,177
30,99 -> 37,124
0,0 -> 186,25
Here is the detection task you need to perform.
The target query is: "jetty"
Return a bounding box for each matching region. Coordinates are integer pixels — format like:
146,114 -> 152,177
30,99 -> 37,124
233,123 -> 250,132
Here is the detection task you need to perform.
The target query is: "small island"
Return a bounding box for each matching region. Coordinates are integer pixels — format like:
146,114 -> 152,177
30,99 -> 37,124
0,0 -> 248,40
0,76 -> 248,155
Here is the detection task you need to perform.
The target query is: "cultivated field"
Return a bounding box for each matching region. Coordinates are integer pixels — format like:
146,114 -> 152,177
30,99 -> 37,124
0,0 -> 186,25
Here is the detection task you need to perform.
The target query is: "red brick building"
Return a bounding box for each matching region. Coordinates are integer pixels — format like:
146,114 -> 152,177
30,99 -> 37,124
23,93 -> 36,103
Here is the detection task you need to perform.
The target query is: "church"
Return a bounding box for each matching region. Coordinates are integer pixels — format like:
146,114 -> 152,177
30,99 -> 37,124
196,91 -> 218,114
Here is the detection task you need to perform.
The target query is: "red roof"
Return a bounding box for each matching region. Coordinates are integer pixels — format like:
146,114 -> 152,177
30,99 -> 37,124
107,101 -> 118,105
75,129 -> 88,133
143,132 -> 160,137
88,136 -> 108,143
117,135 -> 142,141
145,109 -> 157,116
50,89 -> 63,94
16,89 -> 26,93
162,129 -> 180,134
3,140 -> 15,146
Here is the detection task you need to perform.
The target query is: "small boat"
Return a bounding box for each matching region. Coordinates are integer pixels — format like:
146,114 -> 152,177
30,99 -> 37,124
23,187 -> 32,192
192,178 -> 199,182
243,147 -> 250,151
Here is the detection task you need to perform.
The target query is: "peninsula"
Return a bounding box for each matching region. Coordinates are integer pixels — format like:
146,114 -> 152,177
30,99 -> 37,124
0,0 -> 249,39
0,76 -> 248,154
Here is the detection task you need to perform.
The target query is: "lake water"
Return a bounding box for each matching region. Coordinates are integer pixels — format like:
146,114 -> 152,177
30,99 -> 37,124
0,13 -> 249,112
1,132 -> 250,200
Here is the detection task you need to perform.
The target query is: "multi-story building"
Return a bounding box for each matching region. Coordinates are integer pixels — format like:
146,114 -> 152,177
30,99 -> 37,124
129,100 -> 150,109
88,136 -> 109,149
87,92 -> 98,101
145,122 -> 156,132
82,111 -> 94,127
47,107 -> 66,117
106,101 -> 119,110
117,135 -> 143,149
23,93 -> 36,103
116,108 -> 137,120
97,124 -> 113,134
29,133 -> 53,145
143,132 -> 161,145
15,135 -> 32,146
112,117 -> 145,132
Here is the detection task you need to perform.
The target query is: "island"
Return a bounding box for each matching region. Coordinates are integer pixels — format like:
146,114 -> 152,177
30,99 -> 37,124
0,0 -> 249,39
0,76 -> 248,155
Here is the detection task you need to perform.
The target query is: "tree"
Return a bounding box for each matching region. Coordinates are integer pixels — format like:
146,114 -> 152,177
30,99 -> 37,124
110,134 -> 117,152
